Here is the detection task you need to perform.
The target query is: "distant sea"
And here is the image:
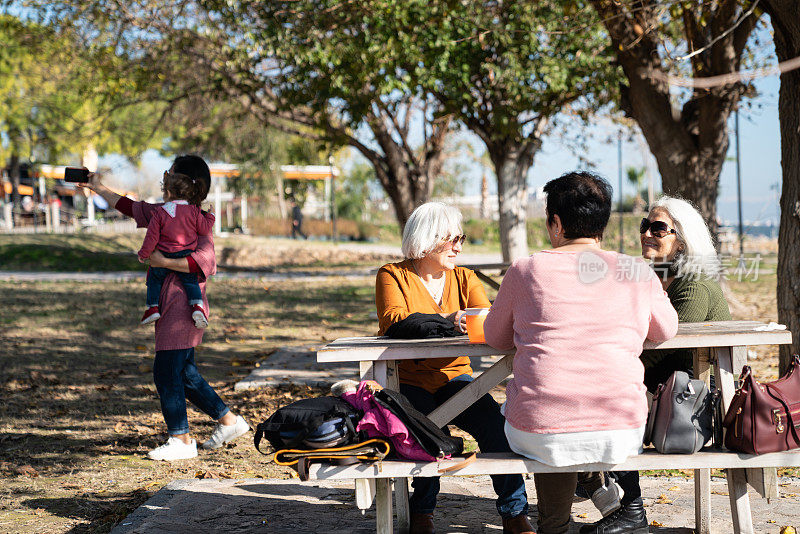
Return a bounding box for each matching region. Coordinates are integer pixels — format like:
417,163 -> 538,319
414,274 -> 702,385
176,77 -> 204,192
719,223 -> 779,239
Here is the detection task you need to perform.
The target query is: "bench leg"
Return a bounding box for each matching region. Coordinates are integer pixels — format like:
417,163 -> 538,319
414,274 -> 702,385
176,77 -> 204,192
746,467 -> 779,501
376,478 -> 394,534
694,468 -> 711,534
395,477 -> 410,534
355,478 -> 376,510
727,468 -> 754,534
692,348 -> 712,534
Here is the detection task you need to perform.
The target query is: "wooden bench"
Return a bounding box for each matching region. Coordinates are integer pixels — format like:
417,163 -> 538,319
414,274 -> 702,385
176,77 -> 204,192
308,450 -> 800,533
316,321 -> 799,534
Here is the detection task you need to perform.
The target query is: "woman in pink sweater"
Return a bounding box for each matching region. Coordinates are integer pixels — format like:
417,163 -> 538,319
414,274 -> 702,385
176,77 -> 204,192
484,172 -> 678,534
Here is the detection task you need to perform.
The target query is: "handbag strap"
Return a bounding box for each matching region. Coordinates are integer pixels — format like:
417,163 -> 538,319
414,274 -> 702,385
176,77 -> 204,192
273,438 -> 391,466
644,382 -> 664,446
437,452 -> 477,474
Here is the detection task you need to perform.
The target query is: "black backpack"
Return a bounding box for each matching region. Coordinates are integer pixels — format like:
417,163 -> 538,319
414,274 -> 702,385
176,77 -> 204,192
373,388 -> 464,458
254,396 -> 363,453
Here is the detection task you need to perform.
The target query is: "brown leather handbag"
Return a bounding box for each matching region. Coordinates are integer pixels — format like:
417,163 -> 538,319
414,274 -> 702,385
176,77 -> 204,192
723,355 -> 800,454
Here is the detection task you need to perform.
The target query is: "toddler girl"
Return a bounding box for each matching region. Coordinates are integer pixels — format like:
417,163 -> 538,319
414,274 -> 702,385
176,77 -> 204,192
139,169 -> 215,328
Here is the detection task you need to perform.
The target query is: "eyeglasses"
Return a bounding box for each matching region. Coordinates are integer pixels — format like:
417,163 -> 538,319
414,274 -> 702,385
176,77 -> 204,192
640,218 -> 677,238
446,234 -> 466,246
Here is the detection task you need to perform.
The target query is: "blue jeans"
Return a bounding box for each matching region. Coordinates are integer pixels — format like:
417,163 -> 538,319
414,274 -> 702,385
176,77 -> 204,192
399,374 -> 529,518
146,249 -> 202,308
153,348 -> 229,435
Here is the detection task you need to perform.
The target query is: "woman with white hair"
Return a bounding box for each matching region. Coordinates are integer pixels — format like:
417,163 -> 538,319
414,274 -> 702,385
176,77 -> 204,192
638,195 -> 731,390
375,202 -> 533,534
581,195 -> 731,534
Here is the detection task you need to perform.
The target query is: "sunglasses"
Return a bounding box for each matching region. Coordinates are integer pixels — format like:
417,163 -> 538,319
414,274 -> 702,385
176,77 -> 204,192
639,218 -> 677,238
446,234 -> 467,246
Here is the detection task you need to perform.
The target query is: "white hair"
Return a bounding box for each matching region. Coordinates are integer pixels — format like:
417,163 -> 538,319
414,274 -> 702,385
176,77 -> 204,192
649,196 -> 721,277
401,202 -> 463,259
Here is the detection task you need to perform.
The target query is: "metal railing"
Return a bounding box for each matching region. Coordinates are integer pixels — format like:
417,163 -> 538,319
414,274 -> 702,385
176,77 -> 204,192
1,204 -> 138,234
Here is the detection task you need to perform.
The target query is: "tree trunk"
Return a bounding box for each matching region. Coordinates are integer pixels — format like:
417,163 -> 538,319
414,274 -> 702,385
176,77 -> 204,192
9,153 -> 21,210
374,161 -> 435,229
363,113 -> 445,230
654,148 -> 724,238
486,141 -> 536,262
590,0 -> 753,241
763,0 -> 800,375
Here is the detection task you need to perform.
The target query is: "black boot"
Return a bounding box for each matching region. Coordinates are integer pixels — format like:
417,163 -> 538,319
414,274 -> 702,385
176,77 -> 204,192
578,497 -> 648,534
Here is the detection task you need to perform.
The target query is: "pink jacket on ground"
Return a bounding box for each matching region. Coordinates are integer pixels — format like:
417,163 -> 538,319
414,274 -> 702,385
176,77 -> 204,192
341,382 -> 436,461
484,249 -> 678,435
138,200 -> 215,260
132,201 -> 216,351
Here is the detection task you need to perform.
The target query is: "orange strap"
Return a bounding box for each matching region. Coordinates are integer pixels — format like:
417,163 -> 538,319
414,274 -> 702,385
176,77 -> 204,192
438,452 -> 477,473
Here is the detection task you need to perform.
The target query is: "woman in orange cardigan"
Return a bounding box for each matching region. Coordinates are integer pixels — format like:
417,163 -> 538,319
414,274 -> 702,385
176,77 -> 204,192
376,202 -> 532,534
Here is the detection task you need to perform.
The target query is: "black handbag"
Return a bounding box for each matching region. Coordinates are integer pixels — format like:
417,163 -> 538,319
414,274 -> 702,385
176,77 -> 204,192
254,396 -> 363,453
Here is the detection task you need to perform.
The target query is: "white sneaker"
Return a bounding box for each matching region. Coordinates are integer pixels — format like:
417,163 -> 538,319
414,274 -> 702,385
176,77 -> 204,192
591,479 -> 622,517
201,415 -> 250,450
147,437 -> 198,461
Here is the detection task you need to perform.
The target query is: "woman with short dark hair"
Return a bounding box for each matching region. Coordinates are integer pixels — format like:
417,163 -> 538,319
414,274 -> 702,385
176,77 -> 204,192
484,171 -> 679,534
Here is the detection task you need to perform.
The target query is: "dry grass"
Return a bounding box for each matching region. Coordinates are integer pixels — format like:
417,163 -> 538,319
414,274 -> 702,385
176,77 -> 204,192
0,277 -> 376,533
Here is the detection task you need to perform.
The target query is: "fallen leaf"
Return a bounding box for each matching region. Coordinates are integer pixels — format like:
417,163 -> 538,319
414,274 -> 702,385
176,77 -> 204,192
263,285 -> 270,292
114,422 -> 125,433
135,345 -> 148,352
655,494 -> 673,504
576,513 -> 588,519
650,520 -> 663,527
15,465 -> 38,478
780,527 -> 797,534
230,359 -> 254,367
668,486 -> 680,491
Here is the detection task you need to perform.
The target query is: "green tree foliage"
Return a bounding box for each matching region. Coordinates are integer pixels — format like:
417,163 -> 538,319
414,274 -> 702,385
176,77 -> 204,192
18,0 -> 454,227
0,12 -> 164,210
336,162 -> 376,221
395,0 -> 621,260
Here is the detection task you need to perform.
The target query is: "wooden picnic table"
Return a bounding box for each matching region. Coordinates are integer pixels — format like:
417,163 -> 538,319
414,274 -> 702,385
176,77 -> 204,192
317,320 -> 794,534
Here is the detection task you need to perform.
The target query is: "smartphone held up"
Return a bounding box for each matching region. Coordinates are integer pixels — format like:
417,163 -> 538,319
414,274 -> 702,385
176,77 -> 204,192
64,167 -> 90,183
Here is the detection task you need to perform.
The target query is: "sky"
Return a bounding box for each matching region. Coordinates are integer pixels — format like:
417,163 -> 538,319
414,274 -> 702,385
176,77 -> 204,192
527,74 -> 783,227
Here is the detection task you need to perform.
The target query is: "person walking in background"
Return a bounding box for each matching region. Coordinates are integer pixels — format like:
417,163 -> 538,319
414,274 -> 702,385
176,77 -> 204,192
80,155 -> 250,462
290,198 -> 307,239
484,171 -> 678,534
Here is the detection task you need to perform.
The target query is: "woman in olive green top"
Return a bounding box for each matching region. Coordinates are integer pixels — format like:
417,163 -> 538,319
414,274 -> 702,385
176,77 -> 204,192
638,196 -> 732,392
581,196 -> 731,534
